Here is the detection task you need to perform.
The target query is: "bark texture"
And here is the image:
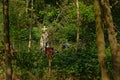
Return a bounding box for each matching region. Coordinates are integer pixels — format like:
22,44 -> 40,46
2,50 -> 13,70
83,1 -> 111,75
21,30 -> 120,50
101,0 -> 120,80
94,0 -> 110,80
3,0 -> 12,80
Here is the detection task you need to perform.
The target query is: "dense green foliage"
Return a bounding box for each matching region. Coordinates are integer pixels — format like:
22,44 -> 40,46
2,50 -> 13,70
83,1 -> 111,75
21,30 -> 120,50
0,0 -> 120,80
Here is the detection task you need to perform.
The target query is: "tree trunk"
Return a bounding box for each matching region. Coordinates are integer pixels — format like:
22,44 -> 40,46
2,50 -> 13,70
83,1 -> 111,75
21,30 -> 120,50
28,0 -> 33,53
101,0 -> 120,80
94,0 -> 110,80
26,0 -> 29,13
48,57 -> 51,77
3,0 -> 12,80
75,0 -> 81,51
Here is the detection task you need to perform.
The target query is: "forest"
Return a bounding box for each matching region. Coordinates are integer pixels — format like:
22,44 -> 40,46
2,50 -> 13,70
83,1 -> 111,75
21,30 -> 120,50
0,0 -> 120,80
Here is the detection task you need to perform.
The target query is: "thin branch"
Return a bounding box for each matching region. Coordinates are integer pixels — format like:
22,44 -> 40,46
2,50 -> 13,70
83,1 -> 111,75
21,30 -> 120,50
111,0 -> 119,8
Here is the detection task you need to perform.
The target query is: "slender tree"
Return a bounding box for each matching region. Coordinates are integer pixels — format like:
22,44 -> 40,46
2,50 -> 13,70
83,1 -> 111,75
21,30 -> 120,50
26,0 -> 29,13
3,0 -> 12,80
94,0 -> 110,80
75,0 -> 81,51
101,0 -> 120,80
28,0 -> 33,53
